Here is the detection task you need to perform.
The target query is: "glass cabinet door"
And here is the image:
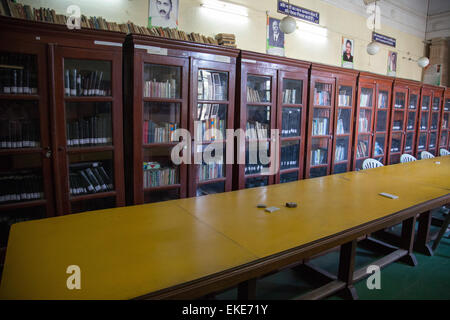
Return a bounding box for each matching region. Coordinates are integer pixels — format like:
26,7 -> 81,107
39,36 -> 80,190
416,93 -> 431,158
440,98 -> 450,150
372,89 -> 389,164
429,95 -> 441,155
389,91 -> 406,164
354,85 -> 374,170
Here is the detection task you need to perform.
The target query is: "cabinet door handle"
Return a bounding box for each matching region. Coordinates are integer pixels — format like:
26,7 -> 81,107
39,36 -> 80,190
44,147 -> 52,158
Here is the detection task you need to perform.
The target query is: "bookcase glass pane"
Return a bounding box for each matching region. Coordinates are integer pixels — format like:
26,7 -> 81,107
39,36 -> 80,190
282,79 -> 302,105
312,108 -> 330,136
356,135 -> 370,158
66,102 -> 112,147
0,153 -> 44,204
280,140 -> 299,170
445,99 -> 450,111
355,159 -> 365,171
376,110 -> 387,132
333,163 -> 348,174
195,143 -> 225,182
358,109 -> 371,133
420,112 -> 429,130
407,111 -> 416,130
247,75 -> 271,103
71,197 -> 115,214
378,90 -> 388,109
143,102 -> 180,144
360,87 -> 373,107
0,100 -> 40,149
409,94 -> 418,109
64,59 -> 111,97
144,189 -> 179,204
196,103 -> 226,141
432,97 -> 440,110
280,171 -> 298,184
374,134 -> 386,156
418,133 -> 427,150
422,96 -> 430,110
394,92 -> 406,109
198,70 -> 228,101
246,105 -> 270,140
143,147 -> 179,188
404,132 -> 414,151
390,154 -> 401,165
429,132 -> 437,148
310,166 -> 327,178
313,82 -> 332,106
68,151 -> 114,197
245,141 -> 270,175
338,86 -> 352,107
143,64 -> 180,99
0,51 -> 38,94
392,110 -> 404,131
430,112 -> 439,130
0,206 -> 45,248
440,131 -> 448,147
442,113 -> 449,129
390,132 -> 402,153
196,181 -> 225,197
336,108 -> 351,134
245,176 -> 268,189
310,137 -> 328,166
282,107 -> 301,137
335,136 -> 349,162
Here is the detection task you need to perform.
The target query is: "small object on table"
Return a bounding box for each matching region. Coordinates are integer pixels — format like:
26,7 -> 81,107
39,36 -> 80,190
379,192 -> 399,199
257,204 -> 267,208
435,161 -> 441,165
286,202 -> 298,208
265,206 -> 280,213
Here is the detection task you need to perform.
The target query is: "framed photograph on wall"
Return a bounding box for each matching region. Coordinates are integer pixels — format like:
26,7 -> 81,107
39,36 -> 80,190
387,51 -> 397,76
148,0 -> 179,28
266,16 -> 285,56
341,37 -> 354,69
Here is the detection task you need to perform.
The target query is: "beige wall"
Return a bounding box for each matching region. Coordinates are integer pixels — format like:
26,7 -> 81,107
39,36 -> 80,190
19,0 -> 426,81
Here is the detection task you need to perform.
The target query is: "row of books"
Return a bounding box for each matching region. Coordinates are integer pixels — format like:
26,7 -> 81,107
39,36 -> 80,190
392,120 -> 402,131
335,144 -> 347,162
143,120 -> 178,144
374,141 -> 384,156
358,115 -> 370,133
314,85 -> 332,105
69,163 -> 113,196
311,148 -> 327,166
66,114 -> 112,147
246,121 -> 269,140
360,93 -> 372,107
0,53 -> 38,94
197,103 -> 222,121
336,117 -> 347,135
0,1 -> 66,24
64,69 -> 110,97
281,108 -> 301,137
390,139 -> 401,153
195,118 -> 226,141
356,140 -> 369,158
0,120 -> 40,149
311,117 -> 329,136
244,144 -> 269,175
394,101 -> 405,109
143,165 -> 178,188
0,172 -> 43,203
198,163 -> 224,181
247,87 -> 269,103
338,93 -> 351,107
280,143 -> 299,170
215,33 -> 236,48
378,93 -> 388,108
198,70 -> 226,101
282,89 -> 300,105
144,79 -> 177,99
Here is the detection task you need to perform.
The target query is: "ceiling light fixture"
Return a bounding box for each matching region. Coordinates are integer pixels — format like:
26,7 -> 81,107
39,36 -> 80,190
366,0 -> 380,55
201,0 -> 248,17
417,1 -> 430,68
279,0 -> 297,34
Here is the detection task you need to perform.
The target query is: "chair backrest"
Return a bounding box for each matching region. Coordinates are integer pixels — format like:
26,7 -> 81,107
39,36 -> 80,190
362,158 -> 384,170
440,149 -> 450,156
400,154 -> 417,163
421,151 -> 435,159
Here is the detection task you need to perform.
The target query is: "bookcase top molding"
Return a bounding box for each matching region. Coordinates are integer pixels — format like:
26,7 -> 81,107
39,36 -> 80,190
240,50 -> 311,71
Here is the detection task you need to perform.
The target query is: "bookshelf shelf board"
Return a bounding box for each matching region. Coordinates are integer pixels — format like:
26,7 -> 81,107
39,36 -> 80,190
245,138 -> 271,143
336,106 -> 353,109
312,105 -> 332,109
64,96 -> 113,102
246,102 -> 273,107
0,64 -> 24,70
309,163 -> 329,168
143,184 -> 181,192
333,160 -> 349,165
282,103 -> 303,108
356,156 -> 369,160
0,148 -> 42,155
279,167 -> 300,174
143,97 -> 183,103
197,177 -> 227,185
359,106 -> 373,110
0,199 -> 47,212
389,151 -> 402,155
195,140 -> 226,145
280,136 -> 301,141
310,134 -> 332,139
0,94 -> 40,100
69,191 -> 117,203
245,172 -> 271,179
67,146 -> 115,154
142,142 -> 179,148
335,133 -> 351,137
197,100 -> 230,105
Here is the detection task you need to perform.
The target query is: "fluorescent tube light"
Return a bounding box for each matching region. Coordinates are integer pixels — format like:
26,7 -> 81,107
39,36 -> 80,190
201,0 -> 248,17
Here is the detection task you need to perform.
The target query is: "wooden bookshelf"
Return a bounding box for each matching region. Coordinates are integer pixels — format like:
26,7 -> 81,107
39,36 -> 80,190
438,88 -> 450,152
305,64 -> 358,178
352,72 -> 393,171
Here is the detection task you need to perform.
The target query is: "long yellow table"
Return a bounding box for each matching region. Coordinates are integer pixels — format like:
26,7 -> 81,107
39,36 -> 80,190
0,157 -> 449,299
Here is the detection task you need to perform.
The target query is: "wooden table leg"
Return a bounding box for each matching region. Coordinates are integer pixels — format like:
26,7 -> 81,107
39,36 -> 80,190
415,211 -> 434,256
237,278 -> 256,300
337,240 -> 358,300
400,216 -> 418,266
432,211 -> 450,252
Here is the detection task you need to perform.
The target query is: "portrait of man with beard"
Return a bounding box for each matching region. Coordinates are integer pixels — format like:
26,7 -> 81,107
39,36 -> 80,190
149,0 -> 179,28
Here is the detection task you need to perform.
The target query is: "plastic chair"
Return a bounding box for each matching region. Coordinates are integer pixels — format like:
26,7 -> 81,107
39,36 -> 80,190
400,154 -> 417,163
362,158 -> 384,170
440,149 -> 450,156
421,151 -> 435,159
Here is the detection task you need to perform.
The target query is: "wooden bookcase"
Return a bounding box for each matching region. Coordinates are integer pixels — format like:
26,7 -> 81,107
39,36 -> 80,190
124,34 -> 239,204
0,17 -> 126,258
235,51 -> 310,189
352,72 -> 393,170
438,88 -> 450,152
305,64 -> 358,178
416,84 -> 444,158
387,79 -> 422,164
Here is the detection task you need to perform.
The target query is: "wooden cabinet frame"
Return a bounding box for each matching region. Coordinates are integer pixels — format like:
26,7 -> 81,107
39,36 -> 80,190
438,88 -> 450,152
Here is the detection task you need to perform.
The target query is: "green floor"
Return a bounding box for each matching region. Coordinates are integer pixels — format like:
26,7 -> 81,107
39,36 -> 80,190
216,215 -> 450,300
